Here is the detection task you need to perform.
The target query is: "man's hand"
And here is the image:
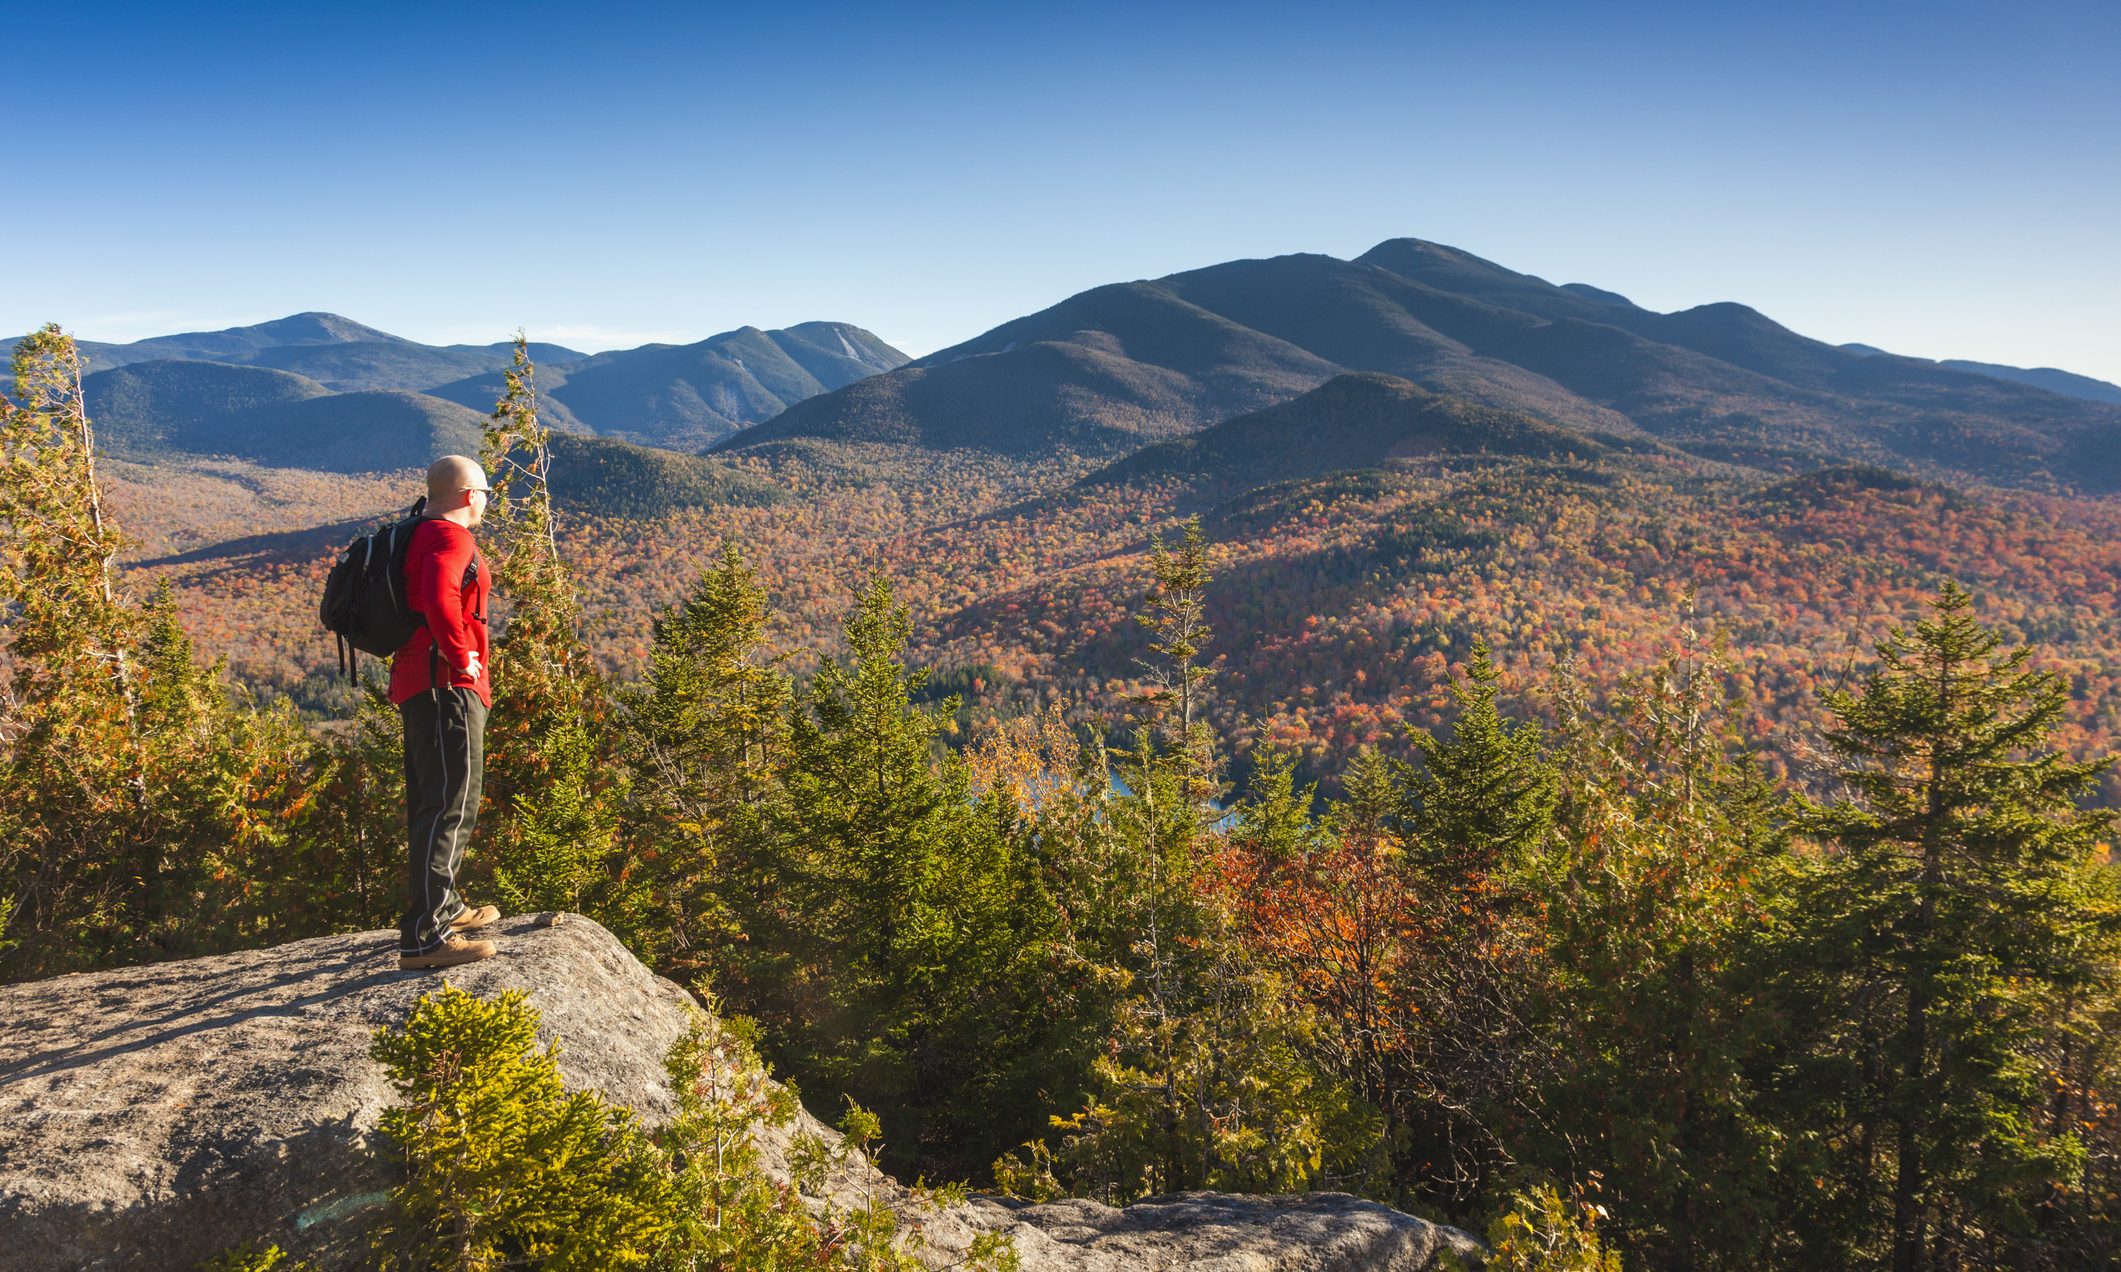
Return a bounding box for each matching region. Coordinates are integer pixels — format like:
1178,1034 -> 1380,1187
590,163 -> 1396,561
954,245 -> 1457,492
461,650 -> 484,682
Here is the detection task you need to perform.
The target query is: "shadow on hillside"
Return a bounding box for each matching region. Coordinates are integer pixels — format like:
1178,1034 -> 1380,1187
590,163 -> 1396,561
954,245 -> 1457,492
132,516 -> 374,575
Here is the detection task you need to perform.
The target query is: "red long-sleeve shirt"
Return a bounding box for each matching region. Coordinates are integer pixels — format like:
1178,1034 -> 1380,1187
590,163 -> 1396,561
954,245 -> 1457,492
389,518 -> 492,707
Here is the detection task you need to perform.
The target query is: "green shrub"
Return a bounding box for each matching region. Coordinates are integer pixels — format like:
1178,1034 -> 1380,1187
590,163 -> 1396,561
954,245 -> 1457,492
367,982 -> 1016,1272
1448,1180 -> 1624,1272
194,1244 -> 313,1271
367,983 -> 674,1270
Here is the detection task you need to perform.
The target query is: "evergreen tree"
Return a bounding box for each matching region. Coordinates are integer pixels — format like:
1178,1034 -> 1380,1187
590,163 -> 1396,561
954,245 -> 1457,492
1131,516 -> 1218,807
132,580 -> 334,953
1232,746 -> 1324,865
785,571 -> 960,991
1528,641 -> 1786,1268
366,984 -> 1015,1271
368,984 -> 675,1269
1021,733 -> 1381,1203
780,571 -> 1065,1178
478,336 -> 590,710
1393,641 -> 1561,1216
1008,535 -> 1380,1204
1776,582 -> 2120,1269
472,336 -> 632,934
302,683 -> 411,933
1403,638 -> 1557,881
619,541 -> 790,981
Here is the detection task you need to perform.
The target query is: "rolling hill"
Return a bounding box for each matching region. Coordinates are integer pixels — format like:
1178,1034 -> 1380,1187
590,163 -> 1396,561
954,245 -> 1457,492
82,360 -> 490,472
543,431 -> 787,517
83,360 -> 333,456
1081,372 -> 1654,506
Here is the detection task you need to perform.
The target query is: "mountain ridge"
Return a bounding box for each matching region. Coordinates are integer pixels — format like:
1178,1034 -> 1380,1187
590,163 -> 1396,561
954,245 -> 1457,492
1081,371 -> 1658,506
429,320 -> 910,450
718,239 -> 2121,495
30,313 -> 909,466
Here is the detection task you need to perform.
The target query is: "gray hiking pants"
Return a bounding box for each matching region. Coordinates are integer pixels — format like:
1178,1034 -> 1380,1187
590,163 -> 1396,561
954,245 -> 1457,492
399,686 -> 487,954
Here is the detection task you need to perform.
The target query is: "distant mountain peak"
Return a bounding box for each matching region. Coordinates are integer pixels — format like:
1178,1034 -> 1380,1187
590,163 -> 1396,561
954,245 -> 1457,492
1559,283 -> 1637,309
1360,236 -> 1477,263
210,312 -> 402,346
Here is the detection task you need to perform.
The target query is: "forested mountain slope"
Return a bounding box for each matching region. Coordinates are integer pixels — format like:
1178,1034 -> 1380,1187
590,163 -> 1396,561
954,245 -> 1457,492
723,239 -> 2121,493
28,313 -> 907,460
429,321 -> 909,449
83,360 -> 490,472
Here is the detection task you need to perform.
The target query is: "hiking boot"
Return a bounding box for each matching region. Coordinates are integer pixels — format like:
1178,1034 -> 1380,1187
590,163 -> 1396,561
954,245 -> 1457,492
449,903 -> 502,931
399,934 -> 497,971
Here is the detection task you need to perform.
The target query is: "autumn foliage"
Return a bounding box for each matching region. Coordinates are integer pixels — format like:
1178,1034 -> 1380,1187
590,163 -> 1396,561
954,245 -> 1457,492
11,328 -> 2121,1269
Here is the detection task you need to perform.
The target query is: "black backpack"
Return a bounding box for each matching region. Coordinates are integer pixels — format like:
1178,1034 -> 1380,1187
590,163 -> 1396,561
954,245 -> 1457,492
319,496 -> 430,682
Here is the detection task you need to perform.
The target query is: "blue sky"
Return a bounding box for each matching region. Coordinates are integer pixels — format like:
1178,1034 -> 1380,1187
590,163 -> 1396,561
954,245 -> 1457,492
7,1 -> 2118,380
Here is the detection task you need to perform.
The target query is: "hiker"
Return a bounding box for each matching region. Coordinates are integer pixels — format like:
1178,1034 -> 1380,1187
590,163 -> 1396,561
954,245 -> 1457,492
393,455 -> 502,970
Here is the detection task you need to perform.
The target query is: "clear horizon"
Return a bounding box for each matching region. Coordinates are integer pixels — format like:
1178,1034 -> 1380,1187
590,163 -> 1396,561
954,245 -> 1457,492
9,1 -> 2119,381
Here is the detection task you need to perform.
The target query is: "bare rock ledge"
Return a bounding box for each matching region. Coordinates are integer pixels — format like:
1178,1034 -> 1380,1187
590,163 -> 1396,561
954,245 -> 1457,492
0,914 -> 1480,1270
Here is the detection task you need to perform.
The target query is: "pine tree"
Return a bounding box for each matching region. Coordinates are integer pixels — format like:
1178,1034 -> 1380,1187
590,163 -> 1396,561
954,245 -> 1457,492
1,327 -> 335,976
131,579 -> 325,952
1527,638 -> 1786,1268
785,570 -> 960,990
1402,638 -> 1557,882
1131,516 -> 1218,808
619,541 -> 790,979
1387,641 -> 1561,1214
779,571 -> 1067,1178
1011,532 -> 1382,1204
478,335 -> 590,721
1027,740 -> 1382,1202
472,336 -> 631,932
302,684 -> 410,933
1231,747 -> 1322,865
367,984 -> 1013,1271
1779,581 -> 2120,1269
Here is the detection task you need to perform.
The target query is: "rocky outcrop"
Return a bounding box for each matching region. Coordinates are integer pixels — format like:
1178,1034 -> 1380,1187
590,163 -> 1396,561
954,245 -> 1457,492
0,915 -> 1479,1270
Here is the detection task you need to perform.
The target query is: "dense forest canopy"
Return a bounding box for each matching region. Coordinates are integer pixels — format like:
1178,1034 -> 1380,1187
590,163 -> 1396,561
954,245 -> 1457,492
7,327 -> 2121,1270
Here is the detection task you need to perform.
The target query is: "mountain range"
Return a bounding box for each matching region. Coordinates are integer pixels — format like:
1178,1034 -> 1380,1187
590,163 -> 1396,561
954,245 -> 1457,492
19,239 -> 2119,494
1839,343 -> 2121,406
63,312 -> 587,391
423,322 -> 907,448
68,240 -> 2121,801
719,239 -> 2121,495
19,314 -> 910,471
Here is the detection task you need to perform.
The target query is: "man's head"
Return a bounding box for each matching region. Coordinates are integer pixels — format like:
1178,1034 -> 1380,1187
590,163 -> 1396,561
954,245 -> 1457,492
427,455 -> 492,529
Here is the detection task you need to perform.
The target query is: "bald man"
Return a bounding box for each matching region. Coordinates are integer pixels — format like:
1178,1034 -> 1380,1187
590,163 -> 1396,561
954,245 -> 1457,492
391,455 -> 501,970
